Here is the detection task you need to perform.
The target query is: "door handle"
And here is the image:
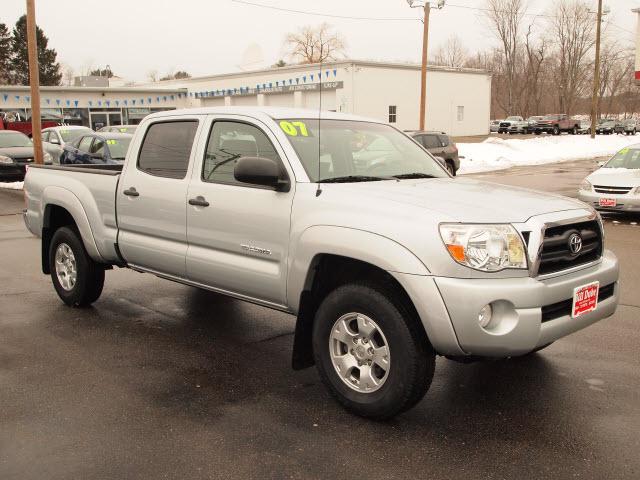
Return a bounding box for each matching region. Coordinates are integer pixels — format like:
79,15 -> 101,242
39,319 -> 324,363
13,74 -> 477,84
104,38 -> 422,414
188,196 -> 210,207
123,187 -> 139,197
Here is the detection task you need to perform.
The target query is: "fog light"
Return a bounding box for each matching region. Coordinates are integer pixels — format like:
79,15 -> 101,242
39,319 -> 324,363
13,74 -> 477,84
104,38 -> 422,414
478,304 -> 493,328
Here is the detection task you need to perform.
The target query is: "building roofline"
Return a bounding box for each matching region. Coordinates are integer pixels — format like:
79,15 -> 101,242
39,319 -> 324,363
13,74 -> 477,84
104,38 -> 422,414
144,59 -> 490,86
0,85 -> 187,93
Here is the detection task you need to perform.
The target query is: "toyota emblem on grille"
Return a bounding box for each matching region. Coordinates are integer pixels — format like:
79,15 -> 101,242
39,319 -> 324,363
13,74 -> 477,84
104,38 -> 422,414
568,233 -> 583,254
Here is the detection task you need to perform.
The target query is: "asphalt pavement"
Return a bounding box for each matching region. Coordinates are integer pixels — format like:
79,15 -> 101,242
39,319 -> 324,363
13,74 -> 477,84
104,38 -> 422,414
1,161 -> 639,480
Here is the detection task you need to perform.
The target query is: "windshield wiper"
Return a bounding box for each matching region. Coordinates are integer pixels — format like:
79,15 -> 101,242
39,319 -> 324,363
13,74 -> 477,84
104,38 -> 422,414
319,175 -> 395,183
392,173 -> 438,179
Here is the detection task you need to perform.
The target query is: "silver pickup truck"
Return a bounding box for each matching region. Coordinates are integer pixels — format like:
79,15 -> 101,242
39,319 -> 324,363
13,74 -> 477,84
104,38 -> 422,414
23,107 -> 620,419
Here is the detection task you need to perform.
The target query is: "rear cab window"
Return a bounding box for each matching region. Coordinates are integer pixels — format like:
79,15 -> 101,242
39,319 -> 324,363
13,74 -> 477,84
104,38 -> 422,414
137,121 -> 198,179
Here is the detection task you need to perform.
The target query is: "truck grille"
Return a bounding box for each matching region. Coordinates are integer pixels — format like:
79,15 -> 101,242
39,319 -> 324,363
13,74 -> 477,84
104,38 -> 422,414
593,185 -> 632,195
537,220 -> 602,275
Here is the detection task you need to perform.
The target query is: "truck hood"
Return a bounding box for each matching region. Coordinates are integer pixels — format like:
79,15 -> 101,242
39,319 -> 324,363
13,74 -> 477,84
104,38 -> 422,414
332,177 -> 587,223
587,168 -> 640,187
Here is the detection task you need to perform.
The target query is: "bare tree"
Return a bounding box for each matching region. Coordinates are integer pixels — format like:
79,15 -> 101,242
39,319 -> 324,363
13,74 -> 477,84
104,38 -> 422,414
433,35 -> 468,68
61,63 -> 75,86
548,0 -> 595,115
147,69 -> 159,83
284,23 -> 346,64
520,22 -> 548,116
484,0 -> 525,115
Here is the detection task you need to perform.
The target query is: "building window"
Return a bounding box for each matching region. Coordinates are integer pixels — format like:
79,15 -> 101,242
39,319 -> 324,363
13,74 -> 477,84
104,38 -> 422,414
388,105 -> 397,123
457,106 -> 464,121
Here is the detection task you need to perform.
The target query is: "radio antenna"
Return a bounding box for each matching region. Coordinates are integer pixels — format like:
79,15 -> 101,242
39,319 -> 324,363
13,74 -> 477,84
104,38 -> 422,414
315,56 -> 323,197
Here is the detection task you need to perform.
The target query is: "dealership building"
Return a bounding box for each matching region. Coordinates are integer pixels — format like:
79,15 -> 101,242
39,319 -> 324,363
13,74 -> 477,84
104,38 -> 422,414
1,60 -> 491,135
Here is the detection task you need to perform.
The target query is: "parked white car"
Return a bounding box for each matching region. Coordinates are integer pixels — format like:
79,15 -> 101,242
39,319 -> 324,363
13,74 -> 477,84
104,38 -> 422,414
578,144 -> 640,212
42,126 -> 93,164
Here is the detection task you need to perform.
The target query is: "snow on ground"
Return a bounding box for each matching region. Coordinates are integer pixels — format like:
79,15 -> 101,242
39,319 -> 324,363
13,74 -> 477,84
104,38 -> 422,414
458,134 -> 639,175
0,181 -> 24,190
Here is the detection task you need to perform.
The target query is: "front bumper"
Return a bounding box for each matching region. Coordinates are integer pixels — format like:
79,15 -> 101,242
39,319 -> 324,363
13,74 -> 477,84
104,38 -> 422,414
396,250 -> 619,357
578,190 -> 640,213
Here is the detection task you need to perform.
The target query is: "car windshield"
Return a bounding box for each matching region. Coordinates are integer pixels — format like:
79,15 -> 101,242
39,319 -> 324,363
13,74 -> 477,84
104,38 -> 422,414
59,128 -> 92,142
604,147 -> 640,169
0,131 -> 32,148
105,137 -> 132,160
281,119 -> 448,182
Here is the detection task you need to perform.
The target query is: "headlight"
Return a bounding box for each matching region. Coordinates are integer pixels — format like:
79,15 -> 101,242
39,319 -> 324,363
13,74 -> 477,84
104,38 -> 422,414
579,180 -> 592,191
0,155 -> 13,164
439,224 -> 527,272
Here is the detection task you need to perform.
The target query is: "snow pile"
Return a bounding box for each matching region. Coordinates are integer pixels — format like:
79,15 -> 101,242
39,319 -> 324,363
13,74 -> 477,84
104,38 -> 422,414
0,181 -> 24,190
458,134 -> 639,174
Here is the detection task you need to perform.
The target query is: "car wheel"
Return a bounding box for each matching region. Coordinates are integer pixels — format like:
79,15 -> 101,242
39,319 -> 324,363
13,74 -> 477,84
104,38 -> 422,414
553,126 -> 560,135
49,226 -> 105,307
312,283 -> 435,419
445,162 -> 455,176
572,126 -> 578,135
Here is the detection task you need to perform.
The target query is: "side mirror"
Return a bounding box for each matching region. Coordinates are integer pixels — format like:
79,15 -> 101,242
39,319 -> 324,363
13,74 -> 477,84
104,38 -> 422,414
234,156 -> 289,191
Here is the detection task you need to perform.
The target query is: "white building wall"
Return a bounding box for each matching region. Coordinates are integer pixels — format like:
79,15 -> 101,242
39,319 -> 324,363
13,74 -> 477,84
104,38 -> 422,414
352,65 -> 490,135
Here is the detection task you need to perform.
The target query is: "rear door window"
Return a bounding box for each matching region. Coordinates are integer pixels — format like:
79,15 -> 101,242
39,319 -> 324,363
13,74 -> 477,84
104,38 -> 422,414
437,135 -> 449,147
138,121 -> 198,179
422,134 -> 441,149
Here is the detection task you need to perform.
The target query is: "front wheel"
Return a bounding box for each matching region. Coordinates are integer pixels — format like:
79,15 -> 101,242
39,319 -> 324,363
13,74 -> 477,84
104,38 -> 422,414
553,126 -> 560,135
312,283 -> 435,419
49,226 -> 105,307
445,162 -> 455,176
572,126 -> 578,135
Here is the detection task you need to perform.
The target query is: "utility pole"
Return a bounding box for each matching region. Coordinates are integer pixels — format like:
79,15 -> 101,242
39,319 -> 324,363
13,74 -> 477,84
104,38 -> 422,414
590,0 -> 603,140
419,2 -> 430,131
26,0 -> 43,164
408,0 -> 444,130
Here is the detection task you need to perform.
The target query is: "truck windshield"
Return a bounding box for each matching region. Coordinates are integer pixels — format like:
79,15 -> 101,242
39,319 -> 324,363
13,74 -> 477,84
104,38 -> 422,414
280,119 -> 447,182
0,131 -> 32,148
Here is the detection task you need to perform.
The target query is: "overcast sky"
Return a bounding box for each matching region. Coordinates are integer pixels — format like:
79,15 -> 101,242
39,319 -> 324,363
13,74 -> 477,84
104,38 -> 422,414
2,0 -> 639,82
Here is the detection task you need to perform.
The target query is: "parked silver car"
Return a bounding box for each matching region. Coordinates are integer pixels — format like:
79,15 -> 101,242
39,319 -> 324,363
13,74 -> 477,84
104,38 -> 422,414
24,107 -> 620,419
42,126 -> 94,164
578,144 -> 640,212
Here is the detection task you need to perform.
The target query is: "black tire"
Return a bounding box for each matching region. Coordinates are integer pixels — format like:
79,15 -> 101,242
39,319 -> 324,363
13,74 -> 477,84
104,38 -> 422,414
553,126 -> 560,136
49,226 -> 105,307
572,126 -> 578,135
445,161 -> 455,176
312,283 -> 435,419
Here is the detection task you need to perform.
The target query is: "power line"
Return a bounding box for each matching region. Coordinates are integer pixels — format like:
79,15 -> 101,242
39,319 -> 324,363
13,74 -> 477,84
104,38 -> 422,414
230,0 -> 420,21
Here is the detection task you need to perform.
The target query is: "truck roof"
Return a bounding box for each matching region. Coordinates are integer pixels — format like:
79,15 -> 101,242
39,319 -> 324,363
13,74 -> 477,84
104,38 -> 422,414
145,106 -> 376,123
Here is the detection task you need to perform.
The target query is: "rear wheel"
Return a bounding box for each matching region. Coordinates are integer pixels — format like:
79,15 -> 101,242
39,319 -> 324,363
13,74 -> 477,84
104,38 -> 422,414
571,126 -> 578,135
312,283 -> 435,419
49,226 -> 105,307
553,126 -> 560,135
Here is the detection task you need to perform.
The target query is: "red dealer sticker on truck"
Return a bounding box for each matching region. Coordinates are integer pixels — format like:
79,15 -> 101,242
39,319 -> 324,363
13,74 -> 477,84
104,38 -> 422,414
599,198 -> 616,207
572,281 -> 599,318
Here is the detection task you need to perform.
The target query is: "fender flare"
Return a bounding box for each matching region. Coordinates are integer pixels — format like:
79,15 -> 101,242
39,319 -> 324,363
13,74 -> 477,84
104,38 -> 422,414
287,225 -> 429,313
42,186 -> 104,263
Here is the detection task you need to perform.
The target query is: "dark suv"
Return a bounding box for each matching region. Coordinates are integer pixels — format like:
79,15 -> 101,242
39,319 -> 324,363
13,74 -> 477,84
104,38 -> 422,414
407,131 -> 460,175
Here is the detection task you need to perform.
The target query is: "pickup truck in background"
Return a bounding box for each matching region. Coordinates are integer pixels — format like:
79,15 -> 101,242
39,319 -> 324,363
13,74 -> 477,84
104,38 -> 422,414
23,107 -> 620,419
534,114 -> 580,135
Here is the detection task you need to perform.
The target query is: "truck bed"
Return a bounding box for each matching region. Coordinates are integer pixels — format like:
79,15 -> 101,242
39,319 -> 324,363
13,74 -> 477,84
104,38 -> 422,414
23,164 -> 122,264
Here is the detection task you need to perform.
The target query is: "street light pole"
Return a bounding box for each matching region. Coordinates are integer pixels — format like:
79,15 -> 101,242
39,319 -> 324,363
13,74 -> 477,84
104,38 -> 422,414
590,0 -> 604,140
26,0 -> 43,164
419,2 -> 430,131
